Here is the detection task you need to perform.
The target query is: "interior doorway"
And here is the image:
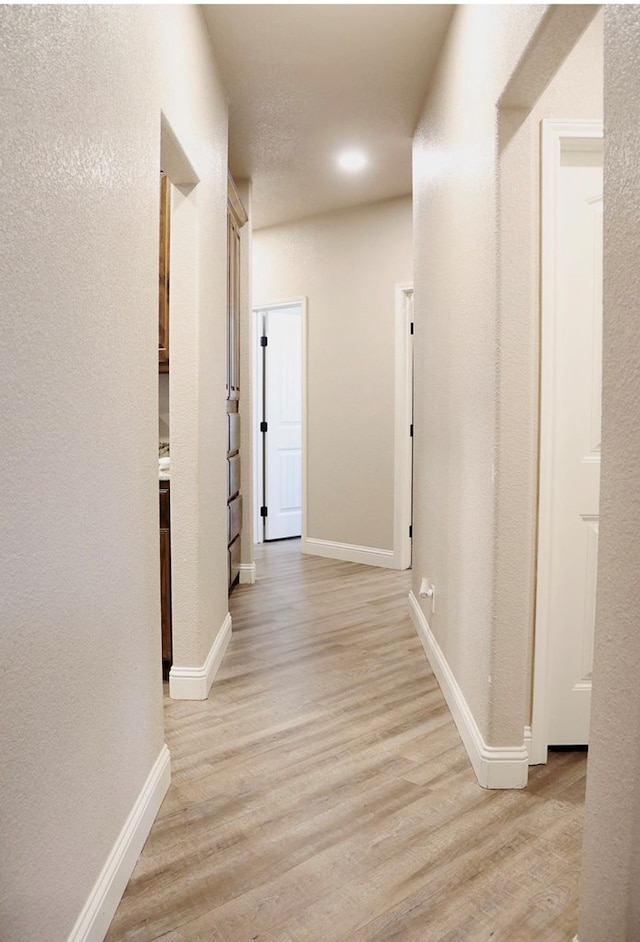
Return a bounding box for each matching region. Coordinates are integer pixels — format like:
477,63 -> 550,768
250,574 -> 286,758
531,119 -> 603,763
253,300 -> 307,544
394,283 -> 414,570
159,115 -> 202,700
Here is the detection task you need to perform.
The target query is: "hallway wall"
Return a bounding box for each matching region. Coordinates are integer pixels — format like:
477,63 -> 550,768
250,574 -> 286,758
253,197 -> 412,561
497,11 -> 603,733
578,7 -> 640,939
411,4 -> 600,766
0,6 -> 229,940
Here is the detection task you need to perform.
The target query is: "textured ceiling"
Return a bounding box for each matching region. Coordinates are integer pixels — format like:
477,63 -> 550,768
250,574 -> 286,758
203,4 -> 455,230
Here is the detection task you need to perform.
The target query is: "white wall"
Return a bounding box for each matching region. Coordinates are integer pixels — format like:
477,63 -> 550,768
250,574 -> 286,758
578,7 -> 640,939
0,6 -> 228,939
253,197 -> 412,558
160,20 -> 229,682
495,11 -> 603,738
411,4 -> 600,765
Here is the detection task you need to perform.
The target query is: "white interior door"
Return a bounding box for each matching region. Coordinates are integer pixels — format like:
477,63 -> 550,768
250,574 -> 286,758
393,284 -> 414,570
262,305 -> 302,541
534,122 -> 603,756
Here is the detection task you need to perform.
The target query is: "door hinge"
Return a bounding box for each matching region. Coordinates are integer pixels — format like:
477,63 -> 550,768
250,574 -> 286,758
409,525 -> 413,538
260,421 -> 268,433
410,424 -> 414,437
260,335 -> 268,347
410,322 -> 414,335
260,506 -> 268,518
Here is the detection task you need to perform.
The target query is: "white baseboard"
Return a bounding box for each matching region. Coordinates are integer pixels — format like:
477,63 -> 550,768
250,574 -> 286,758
302,537 -> 396,569
238,562 -> 256,584
408,592 -> 529,789
524,725 -> 551,767
67,744 -> 171,942
169,613 -> 232,700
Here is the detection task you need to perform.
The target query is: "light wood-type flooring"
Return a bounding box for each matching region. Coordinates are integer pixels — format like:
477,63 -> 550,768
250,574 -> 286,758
106,540 -> 587,942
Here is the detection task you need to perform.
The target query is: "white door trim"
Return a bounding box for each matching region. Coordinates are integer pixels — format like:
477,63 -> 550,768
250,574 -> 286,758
252,307 -> 262,545
394,283 -> 414,570
252,298 -> 308,547
530,119 -> 603,766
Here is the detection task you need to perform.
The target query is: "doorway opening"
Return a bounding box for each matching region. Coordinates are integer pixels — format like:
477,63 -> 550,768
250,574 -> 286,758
494,7 -> 602,782
394,283 -> 414,570
158,170 -> 172,681
253,299 -> 307,544
158,114 -> 201,700
530,120 -> 603,764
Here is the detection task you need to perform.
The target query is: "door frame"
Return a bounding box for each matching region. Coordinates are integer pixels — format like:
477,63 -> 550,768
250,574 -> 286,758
394,283 -> 414,570
252,297 -> 308,546
530,119 -> 603,765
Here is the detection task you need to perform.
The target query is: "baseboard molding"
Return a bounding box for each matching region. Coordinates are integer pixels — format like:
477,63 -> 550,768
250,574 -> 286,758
67,744 -> 171,942
169,613 -> 232,700
238,562 -> 256,584
527,724 -> 549,766
408,592 -> 529,789
524,725 -> 532,762
302,537 -> 396,569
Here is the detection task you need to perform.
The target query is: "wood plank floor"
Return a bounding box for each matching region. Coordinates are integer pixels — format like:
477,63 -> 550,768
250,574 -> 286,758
106,541 -> 586,942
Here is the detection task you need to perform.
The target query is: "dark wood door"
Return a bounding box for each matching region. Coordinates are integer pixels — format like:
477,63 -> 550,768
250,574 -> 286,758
158,172 -> 170,372
226,175 -> 247,591
159,481 -> 172,676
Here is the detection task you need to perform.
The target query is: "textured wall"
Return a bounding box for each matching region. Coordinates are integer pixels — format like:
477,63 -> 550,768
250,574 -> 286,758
578,7 -> 640,940
411,5 -> 599,747
494,11 -> 602,739
253,197 -> 413,552
159,14 -> 229,671
0,6 -> 228,940
412,5 -> 548,741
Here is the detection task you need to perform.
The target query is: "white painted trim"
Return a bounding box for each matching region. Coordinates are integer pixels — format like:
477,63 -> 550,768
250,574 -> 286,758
169,613 -> 232,700
301,300 -> 309,549
238,562 -> 256,584
252,307 -> 264,545
252,298 -> 308,548
531,119 -> 603,766
408,592 -> 529,789
302,537 -> 395,569
394,282 -> 414,571
524,725 -> 532,762
67,744 -> 171,942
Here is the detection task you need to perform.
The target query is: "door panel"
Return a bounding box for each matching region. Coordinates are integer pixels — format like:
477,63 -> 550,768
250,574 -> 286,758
264,305 -> 302,541
545,141 -> 603,745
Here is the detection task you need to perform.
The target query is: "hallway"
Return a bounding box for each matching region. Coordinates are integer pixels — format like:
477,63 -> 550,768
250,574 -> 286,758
107,543 -> 586,942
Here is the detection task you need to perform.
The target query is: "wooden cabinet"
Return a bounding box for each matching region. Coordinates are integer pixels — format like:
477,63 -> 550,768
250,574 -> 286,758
159,172 -> 170,373
226,176 -> 246,400
159,480 -> 172,677
226,175 -> 247,590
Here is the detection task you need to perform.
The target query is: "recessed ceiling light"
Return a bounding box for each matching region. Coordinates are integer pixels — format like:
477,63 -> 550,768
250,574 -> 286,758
337,149 -> 368,173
